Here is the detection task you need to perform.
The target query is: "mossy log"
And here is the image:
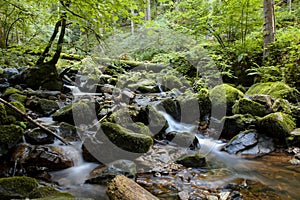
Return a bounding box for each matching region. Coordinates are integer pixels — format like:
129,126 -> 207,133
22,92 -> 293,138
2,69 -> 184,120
107,175 -> 159,200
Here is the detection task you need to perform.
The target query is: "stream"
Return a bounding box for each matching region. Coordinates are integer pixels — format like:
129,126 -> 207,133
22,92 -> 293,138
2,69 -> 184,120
42,84 -> 300,200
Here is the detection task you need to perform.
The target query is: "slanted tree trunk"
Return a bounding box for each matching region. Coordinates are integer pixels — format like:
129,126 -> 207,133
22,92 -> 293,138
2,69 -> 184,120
22,15 -> 66,91
263,0 -> 276,58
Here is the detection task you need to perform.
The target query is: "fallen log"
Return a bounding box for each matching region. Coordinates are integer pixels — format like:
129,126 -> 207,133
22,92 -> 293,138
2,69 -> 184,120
0,98 -> 70,145
107,175 -> 159,200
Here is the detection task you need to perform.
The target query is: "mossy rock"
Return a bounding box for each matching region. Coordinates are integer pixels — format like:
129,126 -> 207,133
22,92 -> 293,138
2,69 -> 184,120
9,93 -> 27,104
233,98 -> 268,117
158,98 -> 180,121
221,114 -> 258,140
101,122 -> 153,153
21,63 -> 63,91
0,124 -> 24,156
196,88 -> 211,119
0,176 -> 38,200
36,98 -> 59,115
258,112 -> 296,144
29,186 -> 74,199
210,84 -> 244,117
176,154 -> 206,168
52,101 -> 95,125
0,103 -> 7,125
3,87 -> 24,97
246,82 -> 300,103
6,101 -> 26,121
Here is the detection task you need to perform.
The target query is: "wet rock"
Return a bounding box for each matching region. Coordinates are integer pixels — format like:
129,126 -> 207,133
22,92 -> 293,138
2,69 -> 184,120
5,101 -> 26,121
177,93 -> 200,124
128,79 -> 159,93
246,81 -> 300,103
158,98 -> 180,121
58,122 -> 79,141
224,130 -> 258,154
3,87 -> 24,97
29,186 -> 74,199
176,154 -> 206,168
232,98 -> 269,117
36,98 -> 59,116
210,84 -> 244,116
86,160 -> 137,185
23,145 -> 77,172
165,131 -> 195,148
8,93 -> 27,104
101,122 -> 153,153
0,176 -> 38,200
241,134 -> 275,155
258,112 -> 296,144
0,125 -> 24,156
221,114 -> 257,140
3,68 -> 19,78
25,128 -> 55,145
52,100 -> 96,125
82,144 -> 99,163
196,88 -> 211,119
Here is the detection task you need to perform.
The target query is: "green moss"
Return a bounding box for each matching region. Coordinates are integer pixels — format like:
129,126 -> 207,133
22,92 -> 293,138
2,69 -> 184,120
29,186 -> 74,199
6,101 -> 26,120
0,103 -> 7,125
0,125 -> 24,156
9,93 -> 27,104
258,112 -> 296,143
233,98 -> 268,117
101,122 -> 153,153
246,82 -> 300,103
37,98 -> 59,115
3,87 -> 24,97
0,176 -> 38,200
196,88 -> 211,118
210,84 -> 244,116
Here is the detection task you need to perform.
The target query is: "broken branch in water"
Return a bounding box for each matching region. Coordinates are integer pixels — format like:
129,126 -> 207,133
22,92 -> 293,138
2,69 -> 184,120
0,97 -> 70,145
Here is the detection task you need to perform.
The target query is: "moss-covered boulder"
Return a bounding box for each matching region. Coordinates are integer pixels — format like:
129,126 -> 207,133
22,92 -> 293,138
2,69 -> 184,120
221,114 -> 258,140
9,93 -> 27,104
29,186 -> 74,199
6,101 -> 26,121
158,98 -> 180,121
258,112 -> 296,144
101,122 -> 153,153
176,154 -> 206,168
36,98 -> 59,115
210,84 -> 244,117
0,125 -> 24,156
232,98 -> 269,117
246,82 -> 300,103
25,128 -> 55,145
52,101 -> 95,125
0,176 -> 38,200
3,87 -> 24,97
21,64 -> 63,91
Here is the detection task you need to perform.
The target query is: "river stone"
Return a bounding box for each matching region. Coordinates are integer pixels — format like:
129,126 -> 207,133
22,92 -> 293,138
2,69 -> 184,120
36,98 -> 59,115
23,145 -> 77,172
158,98 -> 180,121
232,98 -> 269,117
52,100 -> 96,125
101,122 -> 153,153
210,84 -> 244,116
221,114 -> 258,140
246,82 -> 300,103
196,88 -> 212,119
0,176 -> 38,200
25,128 -> 55,145
176,154 -> 206,168
86,160 -> 137,185
3,87 -> 24,97
0,125 -> 24,156
224,130 -> 258,154
258,112 -> 296,144
177,93 -> 200,124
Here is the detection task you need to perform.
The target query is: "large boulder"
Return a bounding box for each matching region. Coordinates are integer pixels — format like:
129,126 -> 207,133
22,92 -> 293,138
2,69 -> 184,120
0,176 -> 38,200
246,82 -> 300,103
257,112 -> 296,144
221,114 -> 258,140
210,84 -> 244,117
232,98 -> 269,117
101,122 -> 153,153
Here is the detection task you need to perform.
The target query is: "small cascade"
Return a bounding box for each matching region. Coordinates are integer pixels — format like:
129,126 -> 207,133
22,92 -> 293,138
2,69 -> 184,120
65,85 -> 81,94
159,111 -> 196,133
157,82 -> 164,93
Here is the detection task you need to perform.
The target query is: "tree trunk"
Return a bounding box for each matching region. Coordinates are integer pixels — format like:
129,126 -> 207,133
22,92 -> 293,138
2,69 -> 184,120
263,0 -> 276,58
107,175 -> 159,200
145,0 -> 151,21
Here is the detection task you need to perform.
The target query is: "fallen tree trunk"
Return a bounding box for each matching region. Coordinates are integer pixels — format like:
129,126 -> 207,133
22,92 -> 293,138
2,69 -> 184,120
107,175 -> 159,200
0,98 -> 70,145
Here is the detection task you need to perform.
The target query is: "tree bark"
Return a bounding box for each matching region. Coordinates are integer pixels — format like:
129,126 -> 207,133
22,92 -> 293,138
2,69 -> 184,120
263,0 -> 276,58
107,175 -> 159,200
